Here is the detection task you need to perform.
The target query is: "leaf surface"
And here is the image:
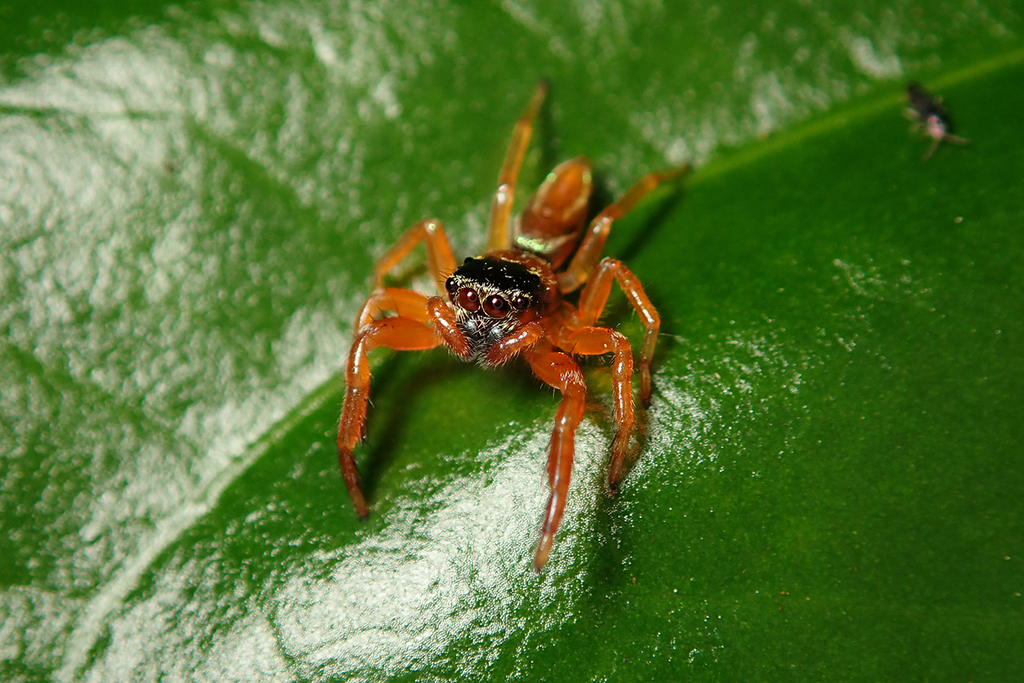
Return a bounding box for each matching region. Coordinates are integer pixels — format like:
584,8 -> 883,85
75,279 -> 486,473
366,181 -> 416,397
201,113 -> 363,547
1,2 -> 1023,681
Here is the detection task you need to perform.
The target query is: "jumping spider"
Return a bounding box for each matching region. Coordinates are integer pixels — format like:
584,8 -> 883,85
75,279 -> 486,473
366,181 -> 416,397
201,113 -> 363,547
337,83 -> 687,569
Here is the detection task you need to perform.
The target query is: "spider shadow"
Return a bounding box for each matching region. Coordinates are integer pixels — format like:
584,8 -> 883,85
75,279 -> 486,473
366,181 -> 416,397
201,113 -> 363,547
570,178 -> 686,591
595,174 -> 688,267
355,350 -> 471,502
578,381 -> 662,600
355,348 -> 551,509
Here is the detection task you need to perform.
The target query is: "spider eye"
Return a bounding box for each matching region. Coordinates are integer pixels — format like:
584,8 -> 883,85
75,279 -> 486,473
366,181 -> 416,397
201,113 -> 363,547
483,294 -> 510,318
457,288 -> 480,312
444,277 -> 458,295
511,294 -> 530,310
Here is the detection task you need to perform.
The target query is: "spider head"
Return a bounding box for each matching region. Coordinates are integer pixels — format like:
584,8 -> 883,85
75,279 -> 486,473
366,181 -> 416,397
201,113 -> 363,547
444,256 -> 545,361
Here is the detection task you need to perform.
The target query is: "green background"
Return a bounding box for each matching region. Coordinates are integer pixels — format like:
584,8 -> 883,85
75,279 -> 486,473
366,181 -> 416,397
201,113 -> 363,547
2,1 -> 1022,680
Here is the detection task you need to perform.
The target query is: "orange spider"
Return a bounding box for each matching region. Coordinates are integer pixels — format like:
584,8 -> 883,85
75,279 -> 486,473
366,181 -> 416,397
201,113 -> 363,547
337,83 -> 687,569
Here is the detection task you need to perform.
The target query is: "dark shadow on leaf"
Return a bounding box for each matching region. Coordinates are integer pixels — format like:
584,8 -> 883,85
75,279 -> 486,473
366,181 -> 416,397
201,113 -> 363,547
615,186 -> 687,266
358,351 -> 475,501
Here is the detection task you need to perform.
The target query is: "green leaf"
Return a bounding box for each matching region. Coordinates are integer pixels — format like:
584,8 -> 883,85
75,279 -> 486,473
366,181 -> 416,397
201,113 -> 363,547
2,2 -> 1023,681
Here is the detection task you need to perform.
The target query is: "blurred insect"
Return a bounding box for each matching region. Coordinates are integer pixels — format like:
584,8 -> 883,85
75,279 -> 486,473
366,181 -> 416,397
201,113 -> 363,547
905,82 -> 968,160
336,82 -> 688,570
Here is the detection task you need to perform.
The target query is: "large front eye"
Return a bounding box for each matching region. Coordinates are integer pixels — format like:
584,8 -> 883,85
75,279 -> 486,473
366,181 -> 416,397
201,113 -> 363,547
457,288 -> 480,312
483,294 -> 510,318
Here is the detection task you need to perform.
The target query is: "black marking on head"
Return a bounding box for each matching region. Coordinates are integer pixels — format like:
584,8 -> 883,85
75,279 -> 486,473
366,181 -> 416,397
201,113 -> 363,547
456,257 -> 542,296
445,257 -> 545,365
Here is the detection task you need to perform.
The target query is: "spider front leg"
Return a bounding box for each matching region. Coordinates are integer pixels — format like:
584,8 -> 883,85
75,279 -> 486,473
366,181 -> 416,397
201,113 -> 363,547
574,258 -> 661,404
526,341 -> 587,570
338,289 -> 474,519
356,287 -> 437,330
338,216 -> 467,514
355,280 -> 471,361
554,323 -> 636,492
337,316 -> 444,518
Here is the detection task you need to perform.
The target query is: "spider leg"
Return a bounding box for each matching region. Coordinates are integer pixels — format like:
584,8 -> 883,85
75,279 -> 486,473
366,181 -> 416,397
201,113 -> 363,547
373,218 -> 457,295
554,325 -> 636,492
358,289 -> 474,362
337,316 -> 443,518
573,257 -> 660,405
526,342 -> 587,570
356,291 -> 471,345
486,82 -> 548,252
356,287 -> 434,329
558,164 -> 689,294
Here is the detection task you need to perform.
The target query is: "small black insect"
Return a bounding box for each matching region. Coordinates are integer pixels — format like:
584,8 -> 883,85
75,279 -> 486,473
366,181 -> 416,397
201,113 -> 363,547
905,82 -> 968,160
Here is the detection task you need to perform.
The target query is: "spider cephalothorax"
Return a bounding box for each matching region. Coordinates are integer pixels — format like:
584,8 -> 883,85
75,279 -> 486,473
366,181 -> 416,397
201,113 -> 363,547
336,83 -> 688,569
444,254 -> 555,364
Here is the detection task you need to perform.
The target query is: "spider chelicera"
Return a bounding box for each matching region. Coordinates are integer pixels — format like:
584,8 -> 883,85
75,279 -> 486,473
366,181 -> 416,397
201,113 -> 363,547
337,83 -> 687,569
